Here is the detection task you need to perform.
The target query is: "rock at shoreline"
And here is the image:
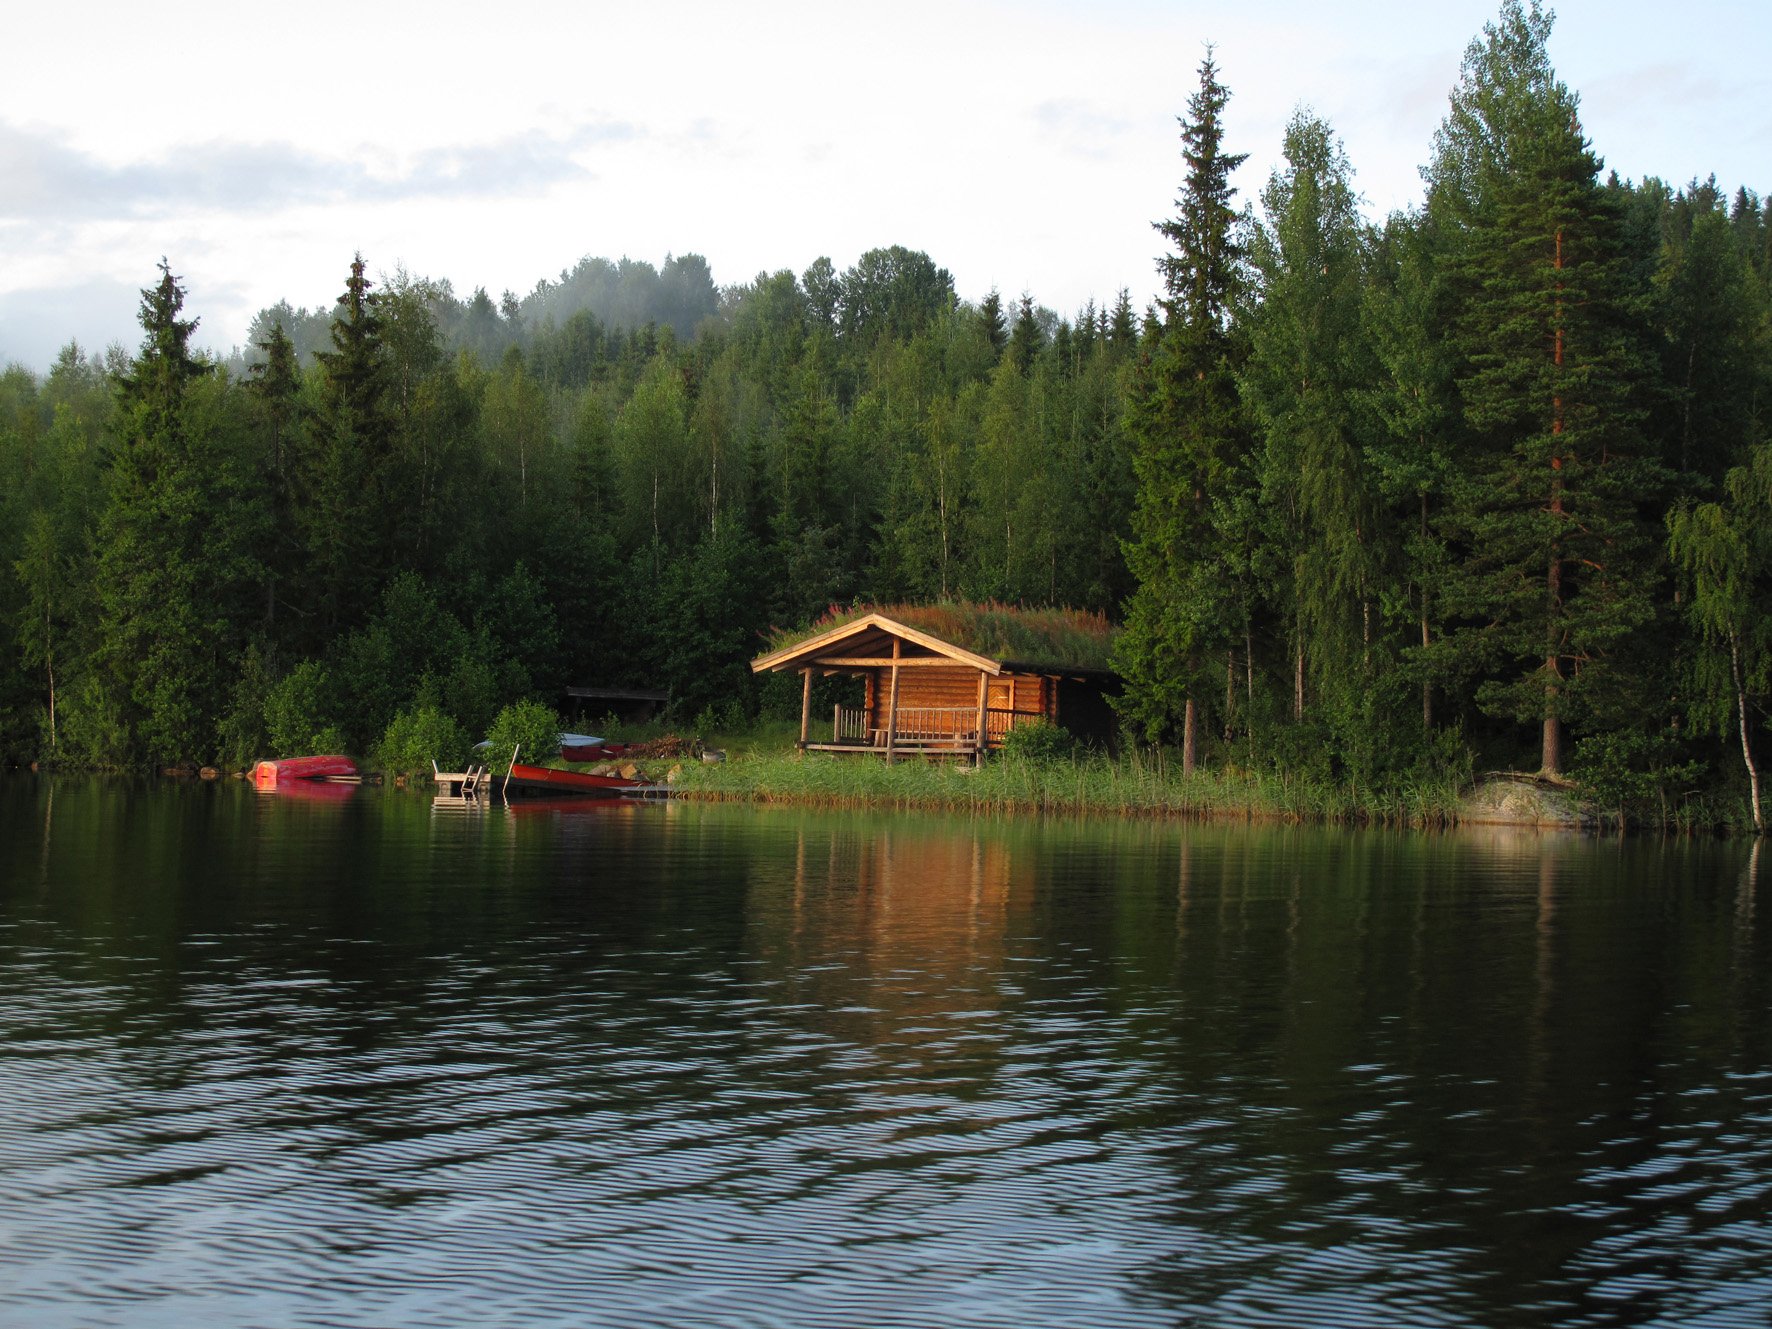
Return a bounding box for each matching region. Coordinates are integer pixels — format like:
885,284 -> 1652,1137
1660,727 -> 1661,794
1458,774 -> 1604,829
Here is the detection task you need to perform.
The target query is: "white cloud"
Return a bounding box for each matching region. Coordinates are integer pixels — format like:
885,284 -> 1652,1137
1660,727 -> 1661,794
3,0 -> 1767,368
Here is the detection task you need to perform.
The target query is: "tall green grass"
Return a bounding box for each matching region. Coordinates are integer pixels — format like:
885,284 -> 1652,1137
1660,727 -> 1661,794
674,747 -> 1469,828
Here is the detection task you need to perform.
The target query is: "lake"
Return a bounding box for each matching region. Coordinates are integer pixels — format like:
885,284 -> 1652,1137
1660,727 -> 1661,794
1,777 -> 1768,1327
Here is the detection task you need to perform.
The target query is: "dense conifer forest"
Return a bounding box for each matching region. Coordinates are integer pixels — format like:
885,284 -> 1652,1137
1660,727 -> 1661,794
2,2 -> 1768,824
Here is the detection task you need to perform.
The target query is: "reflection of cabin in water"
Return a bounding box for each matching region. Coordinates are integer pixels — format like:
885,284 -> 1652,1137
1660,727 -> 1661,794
750,606 -> 1119,762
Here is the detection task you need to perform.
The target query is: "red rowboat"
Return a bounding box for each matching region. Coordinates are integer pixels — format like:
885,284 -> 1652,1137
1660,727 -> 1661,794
506,762 -> 645,796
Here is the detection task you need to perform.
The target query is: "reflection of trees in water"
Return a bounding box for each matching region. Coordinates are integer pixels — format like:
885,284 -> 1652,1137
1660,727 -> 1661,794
1125,825 -> 1772,1322
5,787 -> 1771,1323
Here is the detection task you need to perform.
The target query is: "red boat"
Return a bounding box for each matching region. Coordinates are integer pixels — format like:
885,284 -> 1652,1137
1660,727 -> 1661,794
253,755 -> 359,788
506,762 -> 646,797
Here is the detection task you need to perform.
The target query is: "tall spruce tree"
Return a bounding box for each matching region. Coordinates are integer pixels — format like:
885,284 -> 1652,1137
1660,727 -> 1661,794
295,255 -> 395,643
1115,49 -> 1249,768
95,262 -> 257,764
247,320 -> 302,635
978,289 -> 1008,360
1427,0 -> 1663,777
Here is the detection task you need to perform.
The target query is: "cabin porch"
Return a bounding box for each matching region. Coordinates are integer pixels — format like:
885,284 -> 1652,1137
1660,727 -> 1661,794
801,703 -> 1048,760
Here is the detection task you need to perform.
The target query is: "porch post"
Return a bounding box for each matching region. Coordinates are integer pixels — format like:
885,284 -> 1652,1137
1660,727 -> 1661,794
975,669 -> 989,762
885,638 -> 902,766
798,667 -> 813,750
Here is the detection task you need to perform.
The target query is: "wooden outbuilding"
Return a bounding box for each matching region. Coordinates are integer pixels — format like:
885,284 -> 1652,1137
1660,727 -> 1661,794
750,605 -> 1120,762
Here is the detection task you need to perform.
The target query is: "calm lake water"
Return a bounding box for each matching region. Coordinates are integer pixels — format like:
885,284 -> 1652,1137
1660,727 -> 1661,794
1,777 -> 1769,1328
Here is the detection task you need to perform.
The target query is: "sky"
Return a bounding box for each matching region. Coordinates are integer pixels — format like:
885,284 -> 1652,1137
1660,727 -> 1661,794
1,0 -> 1766,371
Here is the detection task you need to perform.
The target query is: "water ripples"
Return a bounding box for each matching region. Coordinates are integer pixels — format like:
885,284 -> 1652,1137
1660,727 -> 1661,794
2,792 -> 1771,1326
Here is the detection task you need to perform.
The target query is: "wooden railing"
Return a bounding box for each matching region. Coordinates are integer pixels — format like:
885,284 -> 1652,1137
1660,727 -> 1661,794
885,707 -> 979,745
828,705 -> 1041,749
834,705 -> 870,743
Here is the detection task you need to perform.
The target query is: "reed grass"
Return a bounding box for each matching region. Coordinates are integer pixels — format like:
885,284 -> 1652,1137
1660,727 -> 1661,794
673,747 -> 1470,828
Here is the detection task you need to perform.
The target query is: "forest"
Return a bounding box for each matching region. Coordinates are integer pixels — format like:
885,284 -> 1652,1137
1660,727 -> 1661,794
0,1 -> 1768,825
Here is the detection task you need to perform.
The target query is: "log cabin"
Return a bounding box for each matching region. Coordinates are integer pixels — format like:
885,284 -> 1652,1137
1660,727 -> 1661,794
750,605 -> 1120,763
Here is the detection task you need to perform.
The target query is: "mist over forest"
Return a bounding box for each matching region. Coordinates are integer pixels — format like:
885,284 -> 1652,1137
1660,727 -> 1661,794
2,1 -> 1770,827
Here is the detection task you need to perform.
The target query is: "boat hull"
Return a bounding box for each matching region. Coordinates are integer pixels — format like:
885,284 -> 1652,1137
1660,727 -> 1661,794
506,762 -> 643,796
253,756 -> 359,787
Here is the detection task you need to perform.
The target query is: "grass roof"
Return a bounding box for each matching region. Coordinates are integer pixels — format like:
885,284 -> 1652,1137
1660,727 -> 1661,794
765,601 -> 1120,673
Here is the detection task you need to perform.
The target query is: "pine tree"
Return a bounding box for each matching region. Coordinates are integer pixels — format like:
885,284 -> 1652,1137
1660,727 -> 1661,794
247,320 -> 302,634
1428,1 -> 1664,776
95,262 -> 258,764
1007,294 -> 1041,374
1115,49 -> 1249,768
978,289 -> 1008,360
294,255 -> 395,642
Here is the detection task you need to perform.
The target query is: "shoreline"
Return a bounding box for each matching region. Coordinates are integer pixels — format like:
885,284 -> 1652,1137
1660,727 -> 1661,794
5,755 -> 1744,835
666,751 -> 1625,833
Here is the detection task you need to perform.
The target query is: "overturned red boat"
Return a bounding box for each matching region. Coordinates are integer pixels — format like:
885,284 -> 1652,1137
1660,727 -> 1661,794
252,755 -> 359,788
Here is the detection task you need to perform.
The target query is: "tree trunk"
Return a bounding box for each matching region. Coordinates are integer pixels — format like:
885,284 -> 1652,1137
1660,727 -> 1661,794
1420,493 -> 1432,731
1245,624 -> 1256,764
1224,648 -> 1235,740
1245,625 -> 1254,711
1544,224 -> 1565,780
1733,631 -> 1763,834
1293,626 -> 1305,724
1544,554 -> 1563,777
1421,596 -> 1432,731
1182,697 -> 1197,777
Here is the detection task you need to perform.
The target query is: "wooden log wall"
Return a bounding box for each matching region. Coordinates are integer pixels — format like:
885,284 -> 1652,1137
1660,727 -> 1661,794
863,669 -> 1054,737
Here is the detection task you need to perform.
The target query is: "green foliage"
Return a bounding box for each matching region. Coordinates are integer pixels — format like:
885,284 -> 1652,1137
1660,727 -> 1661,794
215,643 -> 273,770
58,672 -> 130,770
999,721 -> 1078,763
94,262 -> 263,767
264,660 -> 339,755
1569,728 -> 1704,823
1244,111 -> 1380,741
1117,49 -> 1251,751
484,699 -> 562,772
0,30 -> 1766,831
1426,0 -> 1665,775
376,705 -> 471,776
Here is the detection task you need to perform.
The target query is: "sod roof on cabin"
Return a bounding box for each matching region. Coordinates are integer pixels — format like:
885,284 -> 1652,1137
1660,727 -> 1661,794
762,602 -> 1120,674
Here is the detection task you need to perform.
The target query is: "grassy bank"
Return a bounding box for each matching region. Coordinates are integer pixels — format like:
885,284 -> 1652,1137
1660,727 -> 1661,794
672,747 -> 1470,828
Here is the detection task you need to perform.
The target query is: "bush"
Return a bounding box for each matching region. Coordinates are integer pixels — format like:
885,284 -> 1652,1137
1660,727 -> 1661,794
264,661 -> 339,755
216,644 -> 272,771
377,706 -> 471,777
999,720 -> 1077,763
484,699 -> 561,773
